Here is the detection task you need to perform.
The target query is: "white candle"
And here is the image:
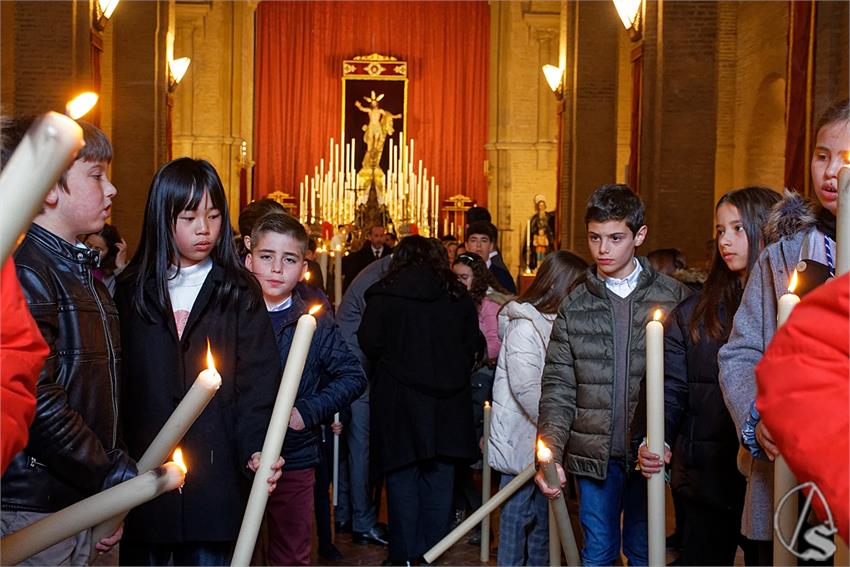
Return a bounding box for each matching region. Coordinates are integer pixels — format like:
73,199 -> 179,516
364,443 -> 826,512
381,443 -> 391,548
536,440 -> 581,566
549,504 -> 560,566
0,112 -> 84,263
334,246 -> 343,310
332,411 -> 340,506
773,271 -> 800,565
423,464 -> 536,564
645,309 -> 665,567
2,459 -> 186,566
91,345 -> 221,546
231,307 -> 320,567
318,249 -> 328,289
837,166 -> 850,276
481,401 -> 492,561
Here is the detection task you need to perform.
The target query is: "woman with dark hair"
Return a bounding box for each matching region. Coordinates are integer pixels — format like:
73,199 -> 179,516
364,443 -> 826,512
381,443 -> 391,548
639,186 -> 781,565
488,251 -> 587,565
358,235 -> 484,565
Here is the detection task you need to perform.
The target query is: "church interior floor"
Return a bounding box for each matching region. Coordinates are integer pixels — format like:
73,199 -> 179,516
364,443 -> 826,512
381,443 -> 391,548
94,483 -> 745,566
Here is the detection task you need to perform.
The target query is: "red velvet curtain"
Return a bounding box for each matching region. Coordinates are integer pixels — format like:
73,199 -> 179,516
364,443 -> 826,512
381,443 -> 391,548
254,1 -> 490,209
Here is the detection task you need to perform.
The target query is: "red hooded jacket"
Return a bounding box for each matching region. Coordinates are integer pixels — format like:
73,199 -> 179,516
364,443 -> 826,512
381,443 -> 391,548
1,258 -> 49,472
756,272 -> 849,541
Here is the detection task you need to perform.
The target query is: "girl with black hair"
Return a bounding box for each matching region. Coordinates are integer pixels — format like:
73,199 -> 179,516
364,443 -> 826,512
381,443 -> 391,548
639,186 -> 781,565
358,235 -> 484,565
115,158 -> 283,565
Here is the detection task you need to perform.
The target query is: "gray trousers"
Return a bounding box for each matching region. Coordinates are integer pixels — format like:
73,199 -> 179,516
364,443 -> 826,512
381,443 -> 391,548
1,510 -> 92,565
340,388 -> 377,532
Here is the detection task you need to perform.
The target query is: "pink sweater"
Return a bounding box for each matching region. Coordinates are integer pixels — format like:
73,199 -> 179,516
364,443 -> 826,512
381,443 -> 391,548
478,297 -> 502,360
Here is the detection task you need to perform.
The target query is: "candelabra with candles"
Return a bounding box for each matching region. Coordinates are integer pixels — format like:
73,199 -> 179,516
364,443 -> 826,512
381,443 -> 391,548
297,134 -> 443,238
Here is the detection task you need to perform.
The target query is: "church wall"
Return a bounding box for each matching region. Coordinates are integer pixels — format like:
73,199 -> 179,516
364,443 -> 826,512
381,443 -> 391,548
487,1 -> 560,276
172,0 -> 257,230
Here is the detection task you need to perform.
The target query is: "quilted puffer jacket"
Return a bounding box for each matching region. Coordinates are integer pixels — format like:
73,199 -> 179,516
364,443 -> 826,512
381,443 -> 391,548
538,257 -> 691,480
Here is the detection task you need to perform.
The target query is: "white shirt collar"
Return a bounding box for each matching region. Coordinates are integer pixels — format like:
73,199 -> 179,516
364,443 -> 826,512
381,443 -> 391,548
602,258 -> 642,298
267,295 -> 293,312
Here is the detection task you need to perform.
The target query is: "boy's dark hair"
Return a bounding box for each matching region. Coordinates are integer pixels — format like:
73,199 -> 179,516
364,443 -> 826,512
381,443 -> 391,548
1,117 -> 113,192
814,98 -> 850,137
439,234 -> 458,243
465,221 -> 497,245
308,237 -> 317,253
251,212 -> 309,257
238,198 -> 286,237
584,183 -> 645,236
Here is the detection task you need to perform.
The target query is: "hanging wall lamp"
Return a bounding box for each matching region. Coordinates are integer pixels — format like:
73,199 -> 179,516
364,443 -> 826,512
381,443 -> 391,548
168,57 -> 191,92
93,0 -> 119,31
613,0 -> 642,41
541,64 -> 565,101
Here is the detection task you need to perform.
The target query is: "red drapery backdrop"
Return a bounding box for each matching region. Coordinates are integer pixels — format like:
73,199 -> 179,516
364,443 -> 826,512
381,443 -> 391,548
254,1 -> 490,210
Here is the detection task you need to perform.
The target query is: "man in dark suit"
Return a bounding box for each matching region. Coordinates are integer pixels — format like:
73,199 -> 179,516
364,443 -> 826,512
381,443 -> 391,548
342,225 -> 392,292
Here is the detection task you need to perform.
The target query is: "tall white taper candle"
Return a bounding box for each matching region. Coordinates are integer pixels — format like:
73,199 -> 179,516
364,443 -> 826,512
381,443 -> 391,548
2,461 -> 186,566
837,166 -> 850,276
646,309 -> 665,567
481,401 -> 492,561
231,308 -> 319,567
537,441 -> 581,566
332,411 -> 340,506
773,271 -> 800,566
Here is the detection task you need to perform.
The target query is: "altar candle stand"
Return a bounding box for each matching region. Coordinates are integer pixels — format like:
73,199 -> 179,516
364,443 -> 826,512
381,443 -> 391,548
1,451 -> 186,566
91,342 -> 222,547
0,111 -> 84,263
646,309 -> 665,567
481,401 -> 492,561
773,271 -> 800,566
537,440 -> 580,566
231,306 -> 321,567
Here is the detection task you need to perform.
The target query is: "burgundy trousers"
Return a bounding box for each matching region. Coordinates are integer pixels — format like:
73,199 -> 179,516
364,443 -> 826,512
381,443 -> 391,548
266,468 -> 316,566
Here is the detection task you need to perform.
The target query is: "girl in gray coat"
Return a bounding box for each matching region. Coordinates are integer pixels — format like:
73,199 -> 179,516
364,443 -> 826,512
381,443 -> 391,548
718,98 -> 850,564
488,251 -> 587,566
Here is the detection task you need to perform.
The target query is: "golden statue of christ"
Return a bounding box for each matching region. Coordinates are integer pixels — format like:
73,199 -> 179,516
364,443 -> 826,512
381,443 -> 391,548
355,90 -> 401,179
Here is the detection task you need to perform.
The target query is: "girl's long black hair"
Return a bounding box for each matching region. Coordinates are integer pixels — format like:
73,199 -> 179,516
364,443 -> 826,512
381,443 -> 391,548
690,186 -> 781,342
128,157 -> 259,322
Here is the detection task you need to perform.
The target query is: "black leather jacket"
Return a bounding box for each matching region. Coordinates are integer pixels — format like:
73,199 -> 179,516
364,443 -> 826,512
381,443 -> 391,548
2,224 -> 135,512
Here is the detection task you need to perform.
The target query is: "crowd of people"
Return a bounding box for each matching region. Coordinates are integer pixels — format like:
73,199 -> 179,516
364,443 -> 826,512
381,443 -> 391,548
0,98 -> 847,567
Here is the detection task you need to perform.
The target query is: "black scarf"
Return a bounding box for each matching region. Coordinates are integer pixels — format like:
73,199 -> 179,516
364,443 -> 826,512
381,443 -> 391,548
816,207 -> 836,241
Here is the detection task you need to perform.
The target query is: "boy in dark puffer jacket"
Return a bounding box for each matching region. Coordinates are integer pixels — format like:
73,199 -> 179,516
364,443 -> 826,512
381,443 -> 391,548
246,213 -> 367,565
536,184 -> 690,566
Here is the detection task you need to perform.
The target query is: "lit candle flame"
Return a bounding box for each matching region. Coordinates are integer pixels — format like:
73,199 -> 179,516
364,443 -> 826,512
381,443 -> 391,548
788,269 -> 799,294
484,401 -> 490,409
304,271 -> 312,282
206,339 -> 216,371
172,448 -> 187,474
66,92 -> 99,119
536,438 -> 552,461
653,309 -> 663,322
308,304 -> 322,316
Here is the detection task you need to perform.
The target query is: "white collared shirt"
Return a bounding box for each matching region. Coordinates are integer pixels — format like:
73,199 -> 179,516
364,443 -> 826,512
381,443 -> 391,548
603,258 -> 642,299
267,295 -> 293,313
371,246 -> 384,259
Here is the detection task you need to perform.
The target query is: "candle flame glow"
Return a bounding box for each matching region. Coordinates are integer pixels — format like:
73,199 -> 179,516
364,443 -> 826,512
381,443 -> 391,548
788,270 -> 799,293
484,401 -> 490,409
304,271 -> 311,282
172,448 -> 187,474
66,92 -> 99,119
206,339 -> 216,371
536,438 -> 552,462
308,304 -> 322,315
653,309 -> 663,321
537,439 -> 546,453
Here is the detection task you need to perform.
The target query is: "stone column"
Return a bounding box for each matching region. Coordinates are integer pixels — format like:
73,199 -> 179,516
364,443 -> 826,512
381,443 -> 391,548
639,0 -> 718,263
558,1 -> 620,254
111,0 -> 169,253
